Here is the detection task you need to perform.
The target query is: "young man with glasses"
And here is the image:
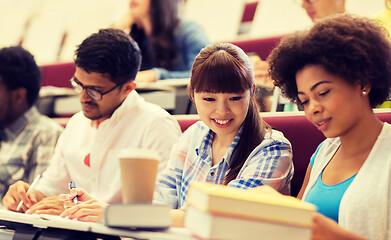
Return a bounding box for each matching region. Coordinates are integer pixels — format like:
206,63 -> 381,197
2,28 -> 181,215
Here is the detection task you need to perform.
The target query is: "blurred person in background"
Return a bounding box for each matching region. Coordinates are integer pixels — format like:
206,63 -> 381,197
252,0 -> 346,112
375,0 -> 391,34
374,0 -> 391,108
298,0 -> 346,22
113,0 -> 209,83
248,54 -> 275,112
0,46 -> 63,199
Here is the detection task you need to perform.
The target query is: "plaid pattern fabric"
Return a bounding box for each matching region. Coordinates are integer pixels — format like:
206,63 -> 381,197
0,107 -> 63,198
154,121 -> 293,209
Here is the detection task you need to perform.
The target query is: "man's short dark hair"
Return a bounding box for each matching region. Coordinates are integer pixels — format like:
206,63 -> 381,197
0,46 -> 41,107
74,28 -> 142,84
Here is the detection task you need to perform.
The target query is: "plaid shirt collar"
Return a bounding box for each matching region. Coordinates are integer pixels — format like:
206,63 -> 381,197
195,125 -> 243,166
3,106 -> 38,141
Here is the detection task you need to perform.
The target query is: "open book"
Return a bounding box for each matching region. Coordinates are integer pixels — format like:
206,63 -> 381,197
0,209 -> 194,239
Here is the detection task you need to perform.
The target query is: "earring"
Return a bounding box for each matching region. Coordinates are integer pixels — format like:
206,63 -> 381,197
362,90 -> 368,95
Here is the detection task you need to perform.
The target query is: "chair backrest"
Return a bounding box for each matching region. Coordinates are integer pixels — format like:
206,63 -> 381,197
229,35 -> 283,61
40,62 -> 75,88
241,1 -> 259,23
262,114 -> 324,197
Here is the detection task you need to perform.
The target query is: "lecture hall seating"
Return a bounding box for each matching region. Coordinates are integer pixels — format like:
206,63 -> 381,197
40,62 -> 75,88
230,35 -> 283,61
54,110 -> 391,197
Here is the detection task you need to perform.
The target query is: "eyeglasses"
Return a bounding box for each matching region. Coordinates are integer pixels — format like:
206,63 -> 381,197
293,0 -> 317,5
70,77 -> 125,101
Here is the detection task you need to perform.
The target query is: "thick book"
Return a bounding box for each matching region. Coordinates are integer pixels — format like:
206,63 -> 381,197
186,182 -> 316,227
103,203 -> 172,230
185,206 -> 312,240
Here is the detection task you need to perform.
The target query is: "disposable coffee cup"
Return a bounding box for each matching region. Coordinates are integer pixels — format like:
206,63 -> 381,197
118,149 -> 160,203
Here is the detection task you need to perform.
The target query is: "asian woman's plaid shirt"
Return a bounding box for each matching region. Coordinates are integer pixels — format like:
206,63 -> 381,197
154,121 -> 293,209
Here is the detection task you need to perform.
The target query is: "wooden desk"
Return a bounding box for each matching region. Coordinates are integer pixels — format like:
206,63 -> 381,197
0,210 -> 196,240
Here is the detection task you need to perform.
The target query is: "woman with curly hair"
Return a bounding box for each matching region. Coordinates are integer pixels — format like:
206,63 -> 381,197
268,14 -> 391,239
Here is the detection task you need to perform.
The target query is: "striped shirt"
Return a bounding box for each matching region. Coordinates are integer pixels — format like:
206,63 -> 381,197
0,107 -> 63,197
154,121 -> 293,209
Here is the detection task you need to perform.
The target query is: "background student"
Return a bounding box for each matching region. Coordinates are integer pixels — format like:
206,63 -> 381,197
375,0 -> 391,34
252,0 -> 345,112
0,46 -> 63,199
299,0 -> 345,22
113,0 -> 209,82
268,14 -> 391,239
60,43 -> 294,225
2,28 -> 181,214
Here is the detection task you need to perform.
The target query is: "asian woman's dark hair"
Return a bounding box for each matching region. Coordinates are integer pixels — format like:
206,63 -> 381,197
131,0 -> 179,70
188,43 -> 270,184
268,14 -> 391,108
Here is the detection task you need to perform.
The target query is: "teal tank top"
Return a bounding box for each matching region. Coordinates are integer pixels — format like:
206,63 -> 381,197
303,142 -> 356,223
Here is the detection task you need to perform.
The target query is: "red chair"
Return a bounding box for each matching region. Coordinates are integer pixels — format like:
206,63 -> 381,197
40,62 -> 75,88
241,1 -> 259,23
230,35 -> 284,61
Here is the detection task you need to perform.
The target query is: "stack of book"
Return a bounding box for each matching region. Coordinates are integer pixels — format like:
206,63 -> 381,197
103,203 -> 172,230
184,182 -> 316,240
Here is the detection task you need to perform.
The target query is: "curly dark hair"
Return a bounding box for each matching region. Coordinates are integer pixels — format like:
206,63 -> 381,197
75,28 -> 141,84
268,14 -> 391,108
0,46 -> 41,107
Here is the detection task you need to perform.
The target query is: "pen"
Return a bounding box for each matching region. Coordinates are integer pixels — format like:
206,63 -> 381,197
16,174 -> 41,211
69,181 -> 78,204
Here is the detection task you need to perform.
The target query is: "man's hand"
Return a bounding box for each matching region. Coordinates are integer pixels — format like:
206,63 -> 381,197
2,181 -> 45,212
25,196 -> 65,215
61,199 -> 108,222
60,188 -> 107,222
